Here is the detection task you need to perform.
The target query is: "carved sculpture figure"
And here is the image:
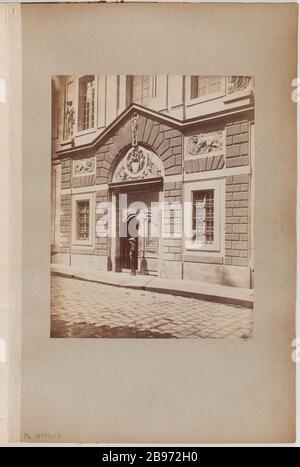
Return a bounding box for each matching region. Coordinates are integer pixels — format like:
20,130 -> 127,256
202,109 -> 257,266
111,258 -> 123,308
131,113 -> 139,147
64,100 -> 75,140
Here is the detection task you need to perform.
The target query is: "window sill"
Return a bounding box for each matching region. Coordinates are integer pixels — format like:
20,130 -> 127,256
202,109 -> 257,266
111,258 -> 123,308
71,246 -> 95,255
75,127 -> 97,137
186,91 -> 225,107
223,89 -> 252,104
72,240 -> 94,248
60,138 -> 73,146
184,254 -> 223,265
185,244 -> 220,253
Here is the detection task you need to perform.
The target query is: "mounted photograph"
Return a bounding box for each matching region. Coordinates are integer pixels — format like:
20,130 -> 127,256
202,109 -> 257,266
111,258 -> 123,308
51,75 -> 255,339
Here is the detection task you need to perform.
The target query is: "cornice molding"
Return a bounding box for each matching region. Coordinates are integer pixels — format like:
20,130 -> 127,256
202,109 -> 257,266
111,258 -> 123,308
55,102 -> 254,159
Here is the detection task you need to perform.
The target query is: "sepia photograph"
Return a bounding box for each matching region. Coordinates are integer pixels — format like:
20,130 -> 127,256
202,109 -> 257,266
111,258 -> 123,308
0,0 -> 296,445
51,74 -> 255,339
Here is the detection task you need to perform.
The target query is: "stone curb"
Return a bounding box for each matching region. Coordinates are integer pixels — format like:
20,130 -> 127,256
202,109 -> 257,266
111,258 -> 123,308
52,271 -> 253,309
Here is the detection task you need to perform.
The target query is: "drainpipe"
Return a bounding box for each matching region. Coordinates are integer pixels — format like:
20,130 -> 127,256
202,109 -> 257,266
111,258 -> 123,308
69,167 -> 72,267
180,77 -> 186,281
181,133 -> 185,281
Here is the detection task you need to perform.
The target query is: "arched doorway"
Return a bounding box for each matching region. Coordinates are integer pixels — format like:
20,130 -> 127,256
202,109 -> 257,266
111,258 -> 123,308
110,145 -> 164,275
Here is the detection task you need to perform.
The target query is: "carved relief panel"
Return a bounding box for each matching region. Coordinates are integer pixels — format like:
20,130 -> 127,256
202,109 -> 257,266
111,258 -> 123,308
227,76 -> 252,94
73,156 -> 96,177
185,129 -> 225,159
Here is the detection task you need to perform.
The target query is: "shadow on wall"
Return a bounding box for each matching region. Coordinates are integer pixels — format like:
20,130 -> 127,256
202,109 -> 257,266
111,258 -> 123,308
222,267 -> 252,289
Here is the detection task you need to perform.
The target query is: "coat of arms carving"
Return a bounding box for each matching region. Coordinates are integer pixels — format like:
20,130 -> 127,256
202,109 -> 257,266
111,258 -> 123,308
126,148 -> 147,175
113,147 -> 164,183
64,100 -> 75,140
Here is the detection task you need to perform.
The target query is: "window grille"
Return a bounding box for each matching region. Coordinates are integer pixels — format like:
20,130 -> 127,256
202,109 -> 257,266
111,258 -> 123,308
193,190 -> 214,245
77,200 -> 90,240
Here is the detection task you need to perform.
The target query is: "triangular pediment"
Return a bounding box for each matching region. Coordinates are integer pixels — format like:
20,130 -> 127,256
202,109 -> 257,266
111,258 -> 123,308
57,104 -> 184,182
95,103 -> 182,150
94,105 -> 184,183
57,104 -> 182,158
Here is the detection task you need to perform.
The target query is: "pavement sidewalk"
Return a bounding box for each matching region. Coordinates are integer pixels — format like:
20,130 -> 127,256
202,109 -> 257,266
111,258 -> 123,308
51,264 -> 254,309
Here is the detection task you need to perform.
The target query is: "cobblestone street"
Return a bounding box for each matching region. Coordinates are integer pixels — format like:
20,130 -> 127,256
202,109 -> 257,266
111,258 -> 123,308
51,275 -> 253,339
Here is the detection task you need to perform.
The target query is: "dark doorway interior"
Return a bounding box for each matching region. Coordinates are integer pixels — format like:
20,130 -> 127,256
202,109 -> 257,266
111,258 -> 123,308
121,219 -> 138,270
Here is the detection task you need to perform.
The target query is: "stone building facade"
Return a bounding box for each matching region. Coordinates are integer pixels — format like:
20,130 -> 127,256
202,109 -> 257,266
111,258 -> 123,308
51,75 -> 254,288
